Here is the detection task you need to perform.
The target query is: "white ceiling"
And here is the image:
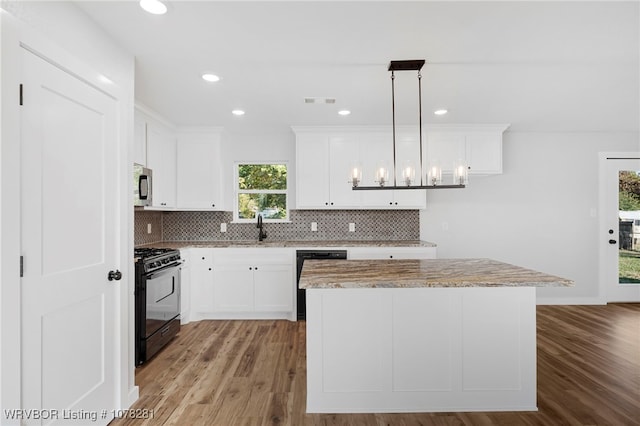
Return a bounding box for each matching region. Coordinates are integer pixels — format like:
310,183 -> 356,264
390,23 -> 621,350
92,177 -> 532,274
76,1 -> 639,133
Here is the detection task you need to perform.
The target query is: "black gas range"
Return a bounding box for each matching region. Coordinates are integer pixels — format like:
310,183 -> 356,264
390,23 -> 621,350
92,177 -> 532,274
134,247 -> 182,365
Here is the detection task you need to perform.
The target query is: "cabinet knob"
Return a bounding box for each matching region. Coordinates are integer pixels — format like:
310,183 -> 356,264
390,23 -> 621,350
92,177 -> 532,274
389,255 -> 393,259
208,267 -> 212,271
330,202 -> 334,205
255,266 -> 258,271
389,202 -> 393,205
202,257 -> 205,260
212,204 -> 215,207
325,202 -> 329,206
249,267 -> 253,270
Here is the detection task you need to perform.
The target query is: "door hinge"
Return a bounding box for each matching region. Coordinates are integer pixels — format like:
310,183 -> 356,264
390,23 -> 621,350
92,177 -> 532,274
20,256 -> 24,277
19,84 -> 23,106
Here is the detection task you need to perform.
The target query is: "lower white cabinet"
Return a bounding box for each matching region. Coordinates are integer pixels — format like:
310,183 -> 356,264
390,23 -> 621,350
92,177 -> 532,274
348,246 -> 437,260
188,247 -> 295,320
190,248 -> 215,314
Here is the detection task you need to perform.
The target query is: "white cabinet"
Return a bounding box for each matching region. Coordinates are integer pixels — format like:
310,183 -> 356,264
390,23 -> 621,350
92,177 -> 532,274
186,248 -> 294,320
254,263 -> 295,312
358,132 -> 426,209
190,248 -> 215,314
294,125 -> 508,210
146,123 -> 177,208
212,264 -> 254,312
425,125 -> 509,176
295,132 -> 360,209
212,249 -> 294,314
348,246 -> 437,260
133,115 -> 147,166
176,132 -> 224,210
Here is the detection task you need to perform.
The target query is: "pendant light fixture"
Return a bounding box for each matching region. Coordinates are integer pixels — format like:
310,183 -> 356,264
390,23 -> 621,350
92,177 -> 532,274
352,60 -> 466,190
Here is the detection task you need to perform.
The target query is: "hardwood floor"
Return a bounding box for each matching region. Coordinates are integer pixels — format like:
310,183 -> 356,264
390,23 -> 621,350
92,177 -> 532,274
111,304 -> 640,426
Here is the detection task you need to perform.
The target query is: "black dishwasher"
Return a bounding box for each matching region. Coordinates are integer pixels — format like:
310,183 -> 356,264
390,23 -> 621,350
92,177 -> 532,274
296,250 -> 347,320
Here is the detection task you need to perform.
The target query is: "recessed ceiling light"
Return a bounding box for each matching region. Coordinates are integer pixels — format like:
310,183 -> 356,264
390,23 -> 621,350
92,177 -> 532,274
434,109 -> 448,116
139,0 -> 167,15
338,110 -> 351,116
232,109 -> 245,116
202,73 -> 220,83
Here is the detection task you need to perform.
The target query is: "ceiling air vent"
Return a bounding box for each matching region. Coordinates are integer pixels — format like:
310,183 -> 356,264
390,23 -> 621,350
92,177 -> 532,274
304,97 -> 336,104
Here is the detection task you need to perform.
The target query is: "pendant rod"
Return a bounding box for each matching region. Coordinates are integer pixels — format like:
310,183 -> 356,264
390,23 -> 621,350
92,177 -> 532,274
418,70 -> 423,186
391,70 -> 397,187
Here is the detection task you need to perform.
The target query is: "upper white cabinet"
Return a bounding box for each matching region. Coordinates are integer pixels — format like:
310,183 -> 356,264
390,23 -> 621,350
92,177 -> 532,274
176,131 -> 224,210
358,131 -> 426,209
146,123 -> 177,208
294,125 -> 508,210
425,125 -> 509,176
133,116 -> 147,166
295,132 -> 361,209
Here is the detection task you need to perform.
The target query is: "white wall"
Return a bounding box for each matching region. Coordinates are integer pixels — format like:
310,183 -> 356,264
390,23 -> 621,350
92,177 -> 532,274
420,131 -> 639,304
0,1 -> 136,419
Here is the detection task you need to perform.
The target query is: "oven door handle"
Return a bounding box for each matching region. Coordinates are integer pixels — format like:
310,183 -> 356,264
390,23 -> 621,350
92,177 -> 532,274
155,279 -> 176,304
145,262 -> 181,280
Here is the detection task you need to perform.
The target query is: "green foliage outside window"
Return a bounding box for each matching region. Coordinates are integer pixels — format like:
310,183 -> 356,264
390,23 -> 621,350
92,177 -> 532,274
619,171 -> 640,211
237,164 -> 287,220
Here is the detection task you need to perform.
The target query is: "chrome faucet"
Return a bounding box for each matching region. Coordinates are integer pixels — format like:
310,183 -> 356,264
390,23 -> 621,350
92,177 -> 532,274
257,214 -> 267,241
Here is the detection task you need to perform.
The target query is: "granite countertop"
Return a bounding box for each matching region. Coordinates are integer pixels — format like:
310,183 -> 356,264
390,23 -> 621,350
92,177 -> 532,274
299,258 -> 574,289
136,240 -> 437,249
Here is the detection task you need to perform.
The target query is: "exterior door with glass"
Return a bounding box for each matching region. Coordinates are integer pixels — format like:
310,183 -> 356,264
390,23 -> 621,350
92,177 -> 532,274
600,155 -> 640,302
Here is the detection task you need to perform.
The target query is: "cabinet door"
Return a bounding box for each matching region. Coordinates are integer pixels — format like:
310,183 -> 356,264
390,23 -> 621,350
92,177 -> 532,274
425,131 -> 466,175
176,135 -> 222,209
192,265 -> 214,313
359,132 -> 394,207
254,264 -> 293,312
133,116 -> 146,166
466,132 -> 502,174
190,249 -> 215,313
147,124 -> 177,208
328,136 -> 361,208
296,134 -> 330,208
213,265 -> 254,312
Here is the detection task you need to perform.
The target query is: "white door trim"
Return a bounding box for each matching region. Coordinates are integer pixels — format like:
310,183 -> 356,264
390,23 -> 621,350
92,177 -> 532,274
598,152 -> 640,303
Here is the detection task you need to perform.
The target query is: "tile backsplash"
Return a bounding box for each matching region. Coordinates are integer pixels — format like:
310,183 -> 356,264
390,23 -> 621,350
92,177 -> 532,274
135,209 -> 419,245
134,209 -> 163,245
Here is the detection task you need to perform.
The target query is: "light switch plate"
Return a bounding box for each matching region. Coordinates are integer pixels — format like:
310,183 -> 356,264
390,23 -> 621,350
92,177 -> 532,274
220,223 -> 227,233
311,222 -> 318,232
147,223 -> 152,234
349,223 -> 355,232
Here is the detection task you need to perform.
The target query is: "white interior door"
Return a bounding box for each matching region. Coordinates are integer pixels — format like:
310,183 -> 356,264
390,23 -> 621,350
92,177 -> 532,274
601,155 -> 640,303
20,48 -> 119,425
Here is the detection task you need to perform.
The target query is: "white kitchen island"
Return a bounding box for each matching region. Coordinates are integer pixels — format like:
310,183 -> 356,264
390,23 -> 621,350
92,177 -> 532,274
299,258 -> 573,413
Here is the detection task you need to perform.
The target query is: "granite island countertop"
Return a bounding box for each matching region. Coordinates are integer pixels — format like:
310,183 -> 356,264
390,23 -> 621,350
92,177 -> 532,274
299,258 -> 574,288
136,240 -> 436,249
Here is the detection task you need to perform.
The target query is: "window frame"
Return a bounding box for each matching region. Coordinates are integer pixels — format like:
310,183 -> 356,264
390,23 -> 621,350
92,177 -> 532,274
233,161 -> 290,223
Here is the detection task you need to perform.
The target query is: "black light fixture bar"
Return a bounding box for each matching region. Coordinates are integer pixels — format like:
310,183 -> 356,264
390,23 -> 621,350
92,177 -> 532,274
351,59 -> 466,192
353,184 -> 465,190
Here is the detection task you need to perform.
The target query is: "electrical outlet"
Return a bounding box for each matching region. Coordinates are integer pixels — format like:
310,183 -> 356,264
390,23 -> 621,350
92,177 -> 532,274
311,222 -> 318,232
349,223 -> 355,232
147,223 -> 152,234
220,223 -> 227,233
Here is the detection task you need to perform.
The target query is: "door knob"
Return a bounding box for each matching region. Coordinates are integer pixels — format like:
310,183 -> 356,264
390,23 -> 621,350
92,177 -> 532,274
609,239 -> 617,245
108,270 -> 122,281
